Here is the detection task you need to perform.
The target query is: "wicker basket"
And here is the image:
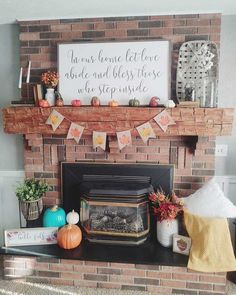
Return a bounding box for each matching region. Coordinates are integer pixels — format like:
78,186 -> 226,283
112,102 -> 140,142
20,198 -> 43,221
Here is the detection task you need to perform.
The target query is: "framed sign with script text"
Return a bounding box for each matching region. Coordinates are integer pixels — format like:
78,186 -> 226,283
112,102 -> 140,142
4,227 -> 58,247
58,41 -> 171,105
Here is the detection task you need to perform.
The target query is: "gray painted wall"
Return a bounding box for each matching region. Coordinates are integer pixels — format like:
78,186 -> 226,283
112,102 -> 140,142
0,16 -> 235,174
0,24 -> 23,170
216,15 -> 236,175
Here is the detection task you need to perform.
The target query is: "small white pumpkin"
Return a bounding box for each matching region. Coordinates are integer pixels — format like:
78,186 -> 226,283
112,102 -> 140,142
66,209 -> 80,225
165,99 -> 175,108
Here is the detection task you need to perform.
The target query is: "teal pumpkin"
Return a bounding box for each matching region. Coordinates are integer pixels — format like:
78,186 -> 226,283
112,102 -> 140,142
43,205 -> 66,227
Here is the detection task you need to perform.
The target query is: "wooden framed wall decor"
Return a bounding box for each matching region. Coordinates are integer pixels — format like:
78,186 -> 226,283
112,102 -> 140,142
58,40 -> 171,106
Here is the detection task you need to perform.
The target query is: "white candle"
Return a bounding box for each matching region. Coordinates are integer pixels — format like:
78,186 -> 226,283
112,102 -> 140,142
26,61 -> 31,83
18,67 -> 23,89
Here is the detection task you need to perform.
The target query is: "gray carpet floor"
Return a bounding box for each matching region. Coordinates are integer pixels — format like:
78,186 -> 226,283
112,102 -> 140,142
0,279 -> 235,295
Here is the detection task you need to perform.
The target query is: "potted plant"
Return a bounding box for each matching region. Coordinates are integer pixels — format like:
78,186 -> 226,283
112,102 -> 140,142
16,178 -> 49,221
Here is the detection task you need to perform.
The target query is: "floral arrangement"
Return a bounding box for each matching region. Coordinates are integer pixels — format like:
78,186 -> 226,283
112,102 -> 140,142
41,71 -> 59,88
148,189 -> 183,222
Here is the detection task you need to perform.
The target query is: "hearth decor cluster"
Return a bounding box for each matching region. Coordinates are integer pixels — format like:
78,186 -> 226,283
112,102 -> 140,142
46,109 -> 175,150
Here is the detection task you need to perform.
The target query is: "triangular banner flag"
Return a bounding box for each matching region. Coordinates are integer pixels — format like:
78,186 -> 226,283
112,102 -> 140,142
117,130 -> 132,150
67,122 -> 84,144
136,122 -> 156,143
153,110 -> 176,132
46,110 -> 64,131
93,131 -> 107,151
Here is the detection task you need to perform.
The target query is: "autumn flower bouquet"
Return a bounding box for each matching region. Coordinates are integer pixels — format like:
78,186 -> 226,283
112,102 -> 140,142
148,189 -> 183,222
41,71 -> 59,88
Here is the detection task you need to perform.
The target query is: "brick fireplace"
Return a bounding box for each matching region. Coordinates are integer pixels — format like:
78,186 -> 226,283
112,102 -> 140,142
2,105 -> 233,294
1,13 -> 235,294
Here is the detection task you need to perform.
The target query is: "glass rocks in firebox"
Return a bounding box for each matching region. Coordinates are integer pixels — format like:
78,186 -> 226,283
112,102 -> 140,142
90,206 -> 144,233
80,199 -> 150,245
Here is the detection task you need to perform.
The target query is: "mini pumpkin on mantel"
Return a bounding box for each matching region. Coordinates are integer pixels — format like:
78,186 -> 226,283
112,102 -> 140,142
108,100 -> 119,107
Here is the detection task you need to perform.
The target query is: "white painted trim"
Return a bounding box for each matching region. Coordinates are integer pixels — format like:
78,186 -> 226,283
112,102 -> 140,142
0,171 -> 26,246
0,170 -> 25,177
16,11 -> 223,22
214,175 -> 236,196
215,175 -> 236,247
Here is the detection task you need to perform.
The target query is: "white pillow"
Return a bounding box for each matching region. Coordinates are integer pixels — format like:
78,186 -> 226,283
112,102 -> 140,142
183,178 -> 236,218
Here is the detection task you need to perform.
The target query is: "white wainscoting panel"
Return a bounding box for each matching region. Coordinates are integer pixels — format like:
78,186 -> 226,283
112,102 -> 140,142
215,175 -> 236,246
0,171 -> 25,246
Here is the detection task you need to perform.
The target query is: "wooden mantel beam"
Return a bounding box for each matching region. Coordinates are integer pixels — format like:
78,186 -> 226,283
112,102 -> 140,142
2,106 -> 234,137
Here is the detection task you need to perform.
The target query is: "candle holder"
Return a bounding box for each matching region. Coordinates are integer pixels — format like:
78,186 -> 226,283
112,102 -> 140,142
201,77 -> 217,108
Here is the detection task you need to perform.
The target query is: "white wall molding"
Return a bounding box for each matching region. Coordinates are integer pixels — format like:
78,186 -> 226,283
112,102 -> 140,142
0,170 -> 25,177
0,170 -> 25,246
215,175 -> 236,246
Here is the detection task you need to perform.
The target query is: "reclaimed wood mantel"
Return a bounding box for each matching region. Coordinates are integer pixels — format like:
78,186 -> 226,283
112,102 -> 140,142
2,106 -> 234,136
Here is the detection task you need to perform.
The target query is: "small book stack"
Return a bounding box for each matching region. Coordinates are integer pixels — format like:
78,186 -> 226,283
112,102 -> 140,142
33,84 -> 45,106
11,100 -> 35,106
177,101 -> 200,108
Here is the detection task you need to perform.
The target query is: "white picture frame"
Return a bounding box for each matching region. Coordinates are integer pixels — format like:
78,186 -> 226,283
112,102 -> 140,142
173,234 -> 191,255
4,227 -> 58,247
58,40 -> 171,106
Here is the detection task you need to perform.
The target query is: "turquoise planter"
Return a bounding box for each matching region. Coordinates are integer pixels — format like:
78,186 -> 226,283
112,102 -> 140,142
43,206 -> 66,227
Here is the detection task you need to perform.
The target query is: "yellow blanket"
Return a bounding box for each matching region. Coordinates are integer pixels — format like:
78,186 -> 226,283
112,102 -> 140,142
184,210 -> 236,272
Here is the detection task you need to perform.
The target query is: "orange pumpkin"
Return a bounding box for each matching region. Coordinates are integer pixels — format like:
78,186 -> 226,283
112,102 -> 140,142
56,99 -> 64,107
108,100 -> 119,107
39,99 -> 50,108
57,224 -> 82,249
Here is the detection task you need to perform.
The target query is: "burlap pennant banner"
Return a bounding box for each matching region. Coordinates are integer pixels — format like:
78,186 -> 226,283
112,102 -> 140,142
116,130 -> 132,150
46,110 -> 65,131
136,122 -> 156,143
93,131 -> 107,151
67,122 -> 84,144
45,109 -> 176,146
153,110 -> 176,132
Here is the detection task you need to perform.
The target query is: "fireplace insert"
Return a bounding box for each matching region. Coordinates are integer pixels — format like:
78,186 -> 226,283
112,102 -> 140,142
79,178 -> 153,245
61,162 -> 174,244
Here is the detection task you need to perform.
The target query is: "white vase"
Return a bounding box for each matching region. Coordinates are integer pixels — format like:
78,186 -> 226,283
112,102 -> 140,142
156,219 -> 178,247
45,88 -> 55,106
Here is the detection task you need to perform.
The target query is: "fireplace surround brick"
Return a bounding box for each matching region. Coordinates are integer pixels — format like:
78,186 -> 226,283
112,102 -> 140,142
2,255 -> 226,294
1,12 -> 233,294
18,132 -> 217,206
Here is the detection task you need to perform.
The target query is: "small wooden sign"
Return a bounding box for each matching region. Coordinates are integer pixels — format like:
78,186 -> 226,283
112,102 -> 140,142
4,227 -> 58,247
173,234 -> 191,255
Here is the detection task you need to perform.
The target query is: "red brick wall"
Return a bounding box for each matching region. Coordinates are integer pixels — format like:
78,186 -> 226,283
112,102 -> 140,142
18,13 -> 221,101
2,256 -> 226,294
